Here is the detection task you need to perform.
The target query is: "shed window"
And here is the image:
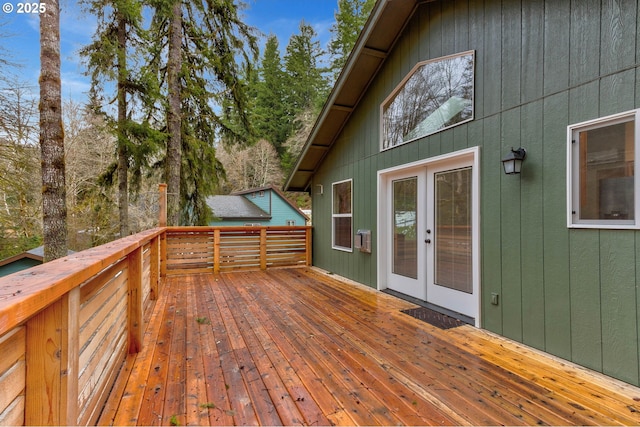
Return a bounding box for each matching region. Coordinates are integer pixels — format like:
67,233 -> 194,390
381,51 -> 474,151
569,109 -> 639,228
332,179 -> 352,251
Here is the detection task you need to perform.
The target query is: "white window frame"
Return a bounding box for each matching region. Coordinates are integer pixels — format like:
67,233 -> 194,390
332,179 -> 353,252
380,51 -> 475,151
567,108 -> 640,229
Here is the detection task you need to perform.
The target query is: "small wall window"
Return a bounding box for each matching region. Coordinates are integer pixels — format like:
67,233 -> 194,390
332,179 -> 353,251
381,51 -> 474,151
568,109 -> 639,228
286,220 -> 295,226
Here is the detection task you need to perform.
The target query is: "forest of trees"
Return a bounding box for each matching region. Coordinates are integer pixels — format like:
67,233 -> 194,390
0,0 -> 374,260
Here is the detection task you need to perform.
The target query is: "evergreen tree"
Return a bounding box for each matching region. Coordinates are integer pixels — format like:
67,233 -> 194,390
328,0 -> 375,79
283,20 -> 328,114
148,0 -> 258,225
253,35 -> 289,156
279,21 -> 329,173
81,0 -> 161,236
165,0 -> 182,226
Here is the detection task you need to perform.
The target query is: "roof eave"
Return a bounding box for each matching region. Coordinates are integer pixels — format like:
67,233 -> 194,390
284,0 -> 423,192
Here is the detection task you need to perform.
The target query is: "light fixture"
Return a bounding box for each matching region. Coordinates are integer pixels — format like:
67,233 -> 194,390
501,147 -> 526,175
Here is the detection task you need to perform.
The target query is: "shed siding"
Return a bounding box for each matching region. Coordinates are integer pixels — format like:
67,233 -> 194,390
265,192 -> 307,226
311,0 -> 640,385
0,259 -> 42,278
244,191 -> 271,213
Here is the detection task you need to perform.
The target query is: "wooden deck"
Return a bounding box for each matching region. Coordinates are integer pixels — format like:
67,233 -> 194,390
99,268 -> 640,426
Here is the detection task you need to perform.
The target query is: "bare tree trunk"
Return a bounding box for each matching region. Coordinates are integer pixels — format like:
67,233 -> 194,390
117,13 -> 129,236
166,0 -> 182,226
40,0 -> 67,262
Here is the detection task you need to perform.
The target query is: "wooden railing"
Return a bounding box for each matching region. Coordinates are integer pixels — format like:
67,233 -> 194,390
0,225 -> 311,426
164,226 -> 312,275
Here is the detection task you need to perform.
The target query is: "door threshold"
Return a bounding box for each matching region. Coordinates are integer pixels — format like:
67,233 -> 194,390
382,288 -> 475,326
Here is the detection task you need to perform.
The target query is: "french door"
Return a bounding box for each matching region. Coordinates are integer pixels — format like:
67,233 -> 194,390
388,171 -> 426,300
382,151 -> 479,323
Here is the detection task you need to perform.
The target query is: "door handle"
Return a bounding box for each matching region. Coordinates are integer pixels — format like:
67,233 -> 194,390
425,239 -> 431,244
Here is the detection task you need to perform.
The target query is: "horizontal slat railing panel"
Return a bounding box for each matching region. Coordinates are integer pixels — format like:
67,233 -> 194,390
0,327 -> 25,426
265,229 -> 308,268
78,262 -> 128,401
165,229 -> 215,274
0,228 -> 162,426
164,226 -> 312,275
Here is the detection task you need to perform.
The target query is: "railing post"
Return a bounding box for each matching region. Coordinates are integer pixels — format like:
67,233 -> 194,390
160,230 -> 167,278
305,227 -> 312,266
260,228 -> 267,270
127,247 -> 144,354
150,236 -> 160,300
213,228 -> 221,274
159,183 -> 167,227
25,288 -> 80,426
60,288 -> 80,425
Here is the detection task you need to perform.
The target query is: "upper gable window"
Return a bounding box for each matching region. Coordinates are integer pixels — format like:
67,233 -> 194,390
381,51 -> 475,151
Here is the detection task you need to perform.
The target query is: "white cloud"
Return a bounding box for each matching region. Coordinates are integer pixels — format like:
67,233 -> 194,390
61,72 -> 91,102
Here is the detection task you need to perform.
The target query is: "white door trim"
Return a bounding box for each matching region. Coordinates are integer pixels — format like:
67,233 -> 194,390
377,146 -> 481,327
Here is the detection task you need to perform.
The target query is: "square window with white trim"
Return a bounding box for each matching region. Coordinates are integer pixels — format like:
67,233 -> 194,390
332,179 -> 353,251
568,109 -> 639,228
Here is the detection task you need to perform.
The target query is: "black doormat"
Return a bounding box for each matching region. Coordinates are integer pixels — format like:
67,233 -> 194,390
401,306 -> 465,330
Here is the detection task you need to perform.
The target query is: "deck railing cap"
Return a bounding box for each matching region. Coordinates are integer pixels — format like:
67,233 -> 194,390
0,227 -> 164,336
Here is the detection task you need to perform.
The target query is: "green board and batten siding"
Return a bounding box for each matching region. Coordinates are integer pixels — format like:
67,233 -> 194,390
310,0 -> 640,386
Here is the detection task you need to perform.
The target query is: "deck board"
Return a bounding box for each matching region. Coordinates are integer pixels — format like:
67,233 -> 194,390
99,268 -> 640,426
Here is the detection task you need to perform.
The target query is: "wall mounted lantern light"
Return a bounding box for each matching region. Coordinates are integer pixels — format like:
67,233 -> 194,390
501,147 -> 527,175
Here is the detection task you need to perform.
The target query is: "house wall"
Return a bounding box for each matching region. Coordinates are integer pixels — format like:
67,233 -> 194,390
243,191 -> 307,226
209,219 -> 271,226
311,0 -> 640,386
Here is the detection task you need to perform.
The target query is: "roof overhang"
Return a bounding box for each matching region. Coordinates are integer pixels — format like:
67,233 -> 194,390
285,0 -> 425,192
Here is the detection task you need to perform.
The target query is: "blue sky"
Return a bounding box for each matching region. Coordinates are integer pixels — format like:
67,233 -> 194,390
0,0 -> 337,102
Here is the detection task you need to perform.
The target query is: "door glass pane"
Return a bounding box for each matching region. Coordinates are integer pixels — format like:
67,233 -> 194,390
393,177 -> 418,279
435,168 -> 472,293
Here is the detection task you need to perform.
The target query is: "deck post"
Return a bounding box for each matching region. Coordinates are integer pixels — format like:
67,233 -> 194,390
127,247 -> 144,353
159,183 -> 167,227
305,227 -> 312,266
213,228 -> 221,274
260,228 -> 267,270
160,230 -> 167,278
150,236 -> 160,300
25,288 -> 80,426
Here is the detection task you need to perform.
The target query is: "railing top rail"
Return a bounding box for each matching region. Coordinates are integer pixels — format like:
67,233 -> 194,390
0,227 -> 164,336
166,225 -> 312,232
